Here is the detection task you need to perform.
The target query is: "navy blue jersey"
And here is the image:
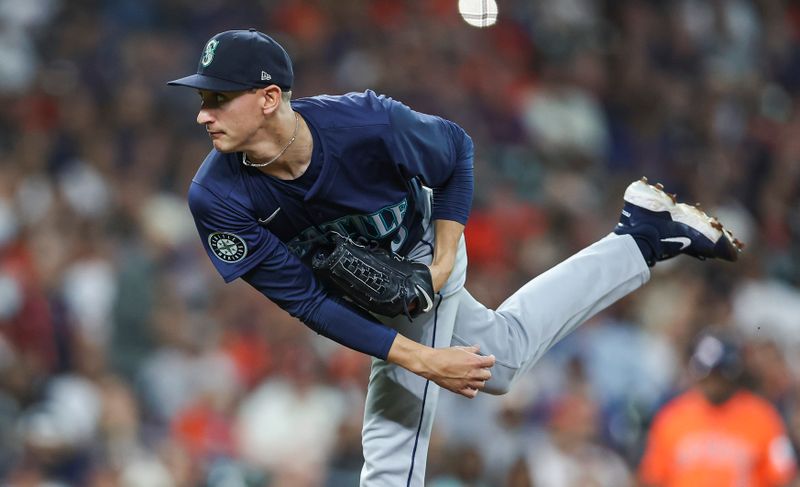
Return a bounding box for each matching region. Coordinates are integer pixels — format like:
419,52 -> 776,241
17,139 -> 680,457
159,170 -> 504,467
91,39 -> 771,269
188,90 -> 474,358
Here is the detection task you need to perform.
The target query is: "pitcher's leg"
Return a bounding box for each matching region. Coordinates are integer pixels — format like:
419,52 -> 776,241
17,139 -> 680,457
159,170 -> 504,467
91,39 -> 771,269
451,233 -> 650,394
360,294 -> 459,486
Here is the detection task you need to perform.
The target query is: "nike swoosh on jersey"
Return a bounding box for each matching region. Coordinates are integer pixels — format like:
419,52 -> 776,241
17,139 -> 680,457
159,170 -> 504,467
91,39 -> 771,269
660,236 -> 691,250
258,207 -> 281,225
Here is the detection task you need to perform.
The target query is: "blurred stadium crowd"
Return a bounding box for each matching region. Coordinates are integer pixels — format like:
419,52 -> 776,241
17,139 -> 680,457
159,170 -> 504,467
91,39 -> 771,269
1,0 -> 800,485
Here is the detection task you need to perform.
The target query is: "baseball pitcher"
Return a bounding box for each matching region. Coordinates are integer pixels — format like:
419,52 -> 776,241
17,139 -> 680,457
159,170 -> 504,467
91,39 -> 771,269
168,29 -> 742,486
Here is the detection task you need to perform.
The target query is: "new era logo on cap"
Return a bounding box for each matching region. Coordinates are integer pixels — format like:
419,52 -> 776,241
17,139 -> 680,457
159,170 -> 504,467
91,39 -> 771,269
167,29 -> 293,92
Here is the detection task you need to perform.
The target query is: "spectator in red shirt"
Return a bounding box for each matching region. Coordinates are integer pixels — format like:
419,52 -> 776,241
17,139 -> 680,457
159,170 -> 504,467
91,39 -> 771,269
639,331 -> 797,487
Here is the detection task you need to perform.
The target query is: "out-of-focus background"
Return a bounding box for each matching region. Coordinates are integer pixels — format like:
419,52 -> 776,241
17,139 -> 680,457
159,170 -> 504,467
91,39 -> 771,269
1,0 -> 799,486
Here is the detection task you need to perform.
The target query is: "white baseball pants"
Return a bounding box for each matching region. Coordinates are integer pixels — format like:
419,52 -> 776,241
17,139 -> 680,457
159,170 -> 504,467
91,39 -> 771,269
359,230 -> 650,486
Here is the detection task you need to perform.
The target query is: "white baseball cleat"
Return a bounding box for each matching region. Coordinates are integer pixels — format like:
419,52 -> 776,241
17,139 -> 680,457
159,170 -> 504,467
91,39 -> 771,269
614,177 -> 744,265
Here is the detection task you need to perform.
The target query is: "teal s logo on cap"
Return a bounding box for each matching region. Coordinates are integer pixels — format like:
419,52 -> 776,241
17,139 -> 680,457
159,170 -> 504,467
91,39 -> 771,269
168,29 -> 294,91
201,39 -> 219,67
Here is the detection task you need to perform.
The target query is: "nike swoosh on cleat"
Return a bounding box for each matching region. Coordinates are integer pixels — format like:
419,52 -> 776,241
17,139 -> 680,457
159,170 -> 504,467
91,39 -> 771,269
415,285 -> 434,313
660,236 -> 691,250
258,207 -> 281,224
621,210 -> 631,217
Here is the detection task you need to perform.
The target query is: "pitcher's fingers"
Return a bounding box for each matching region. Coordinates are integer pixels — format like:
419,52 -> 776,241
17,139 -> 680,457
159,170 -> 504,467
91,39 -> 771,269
460,386 -> 479,399
469,379 -> 487,390
478,354 -> 496,368
475,368 -> 492,381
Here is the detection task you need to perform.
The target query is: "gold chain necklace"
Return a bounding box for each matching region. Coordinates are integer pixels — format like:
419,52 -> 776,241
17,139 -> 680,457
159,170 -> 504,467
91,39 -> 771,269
242,112 -> 299,168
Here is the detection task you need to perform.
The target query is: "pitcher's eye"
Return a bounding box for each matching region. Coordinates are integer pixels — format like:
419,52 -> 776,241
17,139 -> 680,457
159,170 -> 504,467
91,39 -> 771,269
198,92 -> 228,108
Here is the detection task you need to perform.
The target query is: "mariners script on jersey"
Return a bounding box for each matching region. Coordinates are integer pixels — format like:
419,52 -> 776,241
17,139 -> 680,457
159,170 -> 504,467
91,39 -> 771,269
188,90 -> 474,358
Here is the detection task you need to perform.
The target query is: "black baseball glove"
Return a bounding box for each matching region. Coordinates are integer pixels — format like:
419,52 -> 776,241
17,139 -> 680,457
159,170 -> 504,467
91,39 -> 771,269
311,233 -> 435,319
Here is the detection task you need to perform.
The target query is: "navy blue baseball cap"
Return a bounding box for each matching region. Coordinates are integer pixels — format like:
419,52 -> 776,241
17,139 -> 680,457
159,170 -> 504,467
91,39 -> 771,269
168,29 -> 293,92
689,332 -> 743,380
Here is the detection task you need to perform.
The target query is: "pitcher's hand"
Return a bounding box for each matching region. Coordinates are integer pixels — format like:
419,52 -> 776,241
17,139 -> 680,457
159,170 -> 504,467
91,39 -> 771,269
418,345 -> 495,398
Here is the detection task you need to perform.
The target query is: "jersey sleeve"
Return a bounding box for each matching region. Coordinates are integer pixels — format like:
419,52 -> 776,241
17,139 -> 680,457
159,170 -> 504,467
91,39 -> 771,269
243,263 -> 397,359
188,181 -> 277,283
188,181 -> 397,359
382,95 -> 474,224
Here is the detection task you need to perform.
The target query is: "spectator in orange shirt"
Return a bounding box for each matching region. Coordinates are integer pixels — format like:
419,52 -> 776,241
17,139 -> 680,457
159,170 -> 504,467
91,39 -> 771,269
638,331 -> 797,487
